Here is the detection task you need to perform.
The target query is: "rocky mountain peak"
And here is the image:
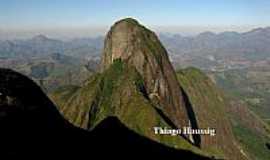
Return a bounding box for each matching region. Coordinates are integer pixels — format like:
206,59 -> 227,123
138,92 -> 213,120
101,18 -> 191,131
101,18 -> 149,69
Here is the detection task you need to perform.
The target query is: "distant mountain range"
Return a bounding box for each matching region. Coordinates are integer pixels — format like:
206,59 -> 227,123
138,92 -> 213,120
1,27 -> 270,61
0,34 -> 103,59
160,27 -> 270,60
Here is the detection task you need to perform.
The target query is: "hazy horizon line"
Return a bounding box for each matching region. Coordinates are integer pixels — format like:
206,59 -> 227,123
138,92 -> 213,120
0,24 -> 269,40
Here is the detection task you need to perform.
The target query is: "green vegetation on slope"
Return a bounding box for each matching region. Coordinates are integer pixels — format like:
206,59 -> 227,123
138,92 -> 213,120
227,100 -> 270,160
231,115 -> 270,160
212,68 -> 270,159
184,68 -> 270,160
176,67 -> 245,160
212,68 -> 270,121
50,60 -> 214,157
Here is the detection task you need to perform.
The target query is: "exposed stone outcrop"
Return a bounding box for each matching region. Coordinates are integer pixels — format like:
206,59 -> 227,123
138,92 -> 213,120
101,18 -> 190,130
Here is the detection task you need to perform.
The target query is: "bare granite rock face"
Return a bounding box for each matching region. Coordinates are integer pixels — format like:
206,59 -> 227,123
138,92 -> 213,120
101,18 -> 191,130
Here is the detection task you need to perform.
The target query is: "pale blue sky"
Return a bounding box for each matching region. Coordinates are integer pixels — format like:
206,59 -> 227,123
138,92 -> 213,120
0,0 -> 269,38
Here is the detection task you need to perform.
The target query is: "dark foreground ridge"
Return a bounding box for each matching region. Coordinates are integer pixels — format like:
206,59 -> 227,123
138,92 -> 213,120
0,68 -> 215,159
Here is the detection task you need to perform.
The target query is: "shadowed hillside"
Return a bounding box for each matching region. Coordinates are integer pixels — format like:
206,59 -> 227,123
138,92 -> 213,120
0,68 -> 217,159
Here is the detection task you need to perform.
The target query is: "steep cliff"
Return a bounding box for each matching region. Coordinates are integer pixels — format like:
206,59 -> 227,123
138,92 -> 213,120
101,18 -> 190,129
